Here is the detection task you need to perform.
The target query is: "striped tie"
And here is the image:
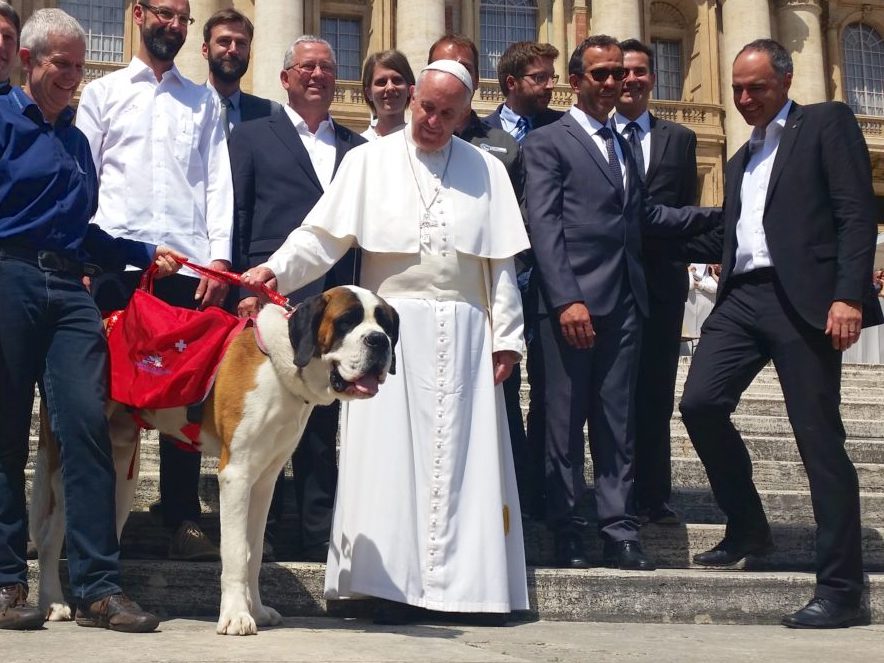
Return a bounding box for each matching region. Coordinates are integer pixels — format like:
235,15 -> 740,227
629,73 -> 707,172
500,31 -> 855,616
512,116 -> 531,143
597,126 -> 623,191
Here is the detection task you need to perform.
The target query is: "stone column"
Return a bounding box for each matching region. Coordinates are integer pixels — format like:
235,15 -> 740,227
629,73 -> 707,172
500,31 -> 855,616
775,0 -> 826,104
721,0 -> 772,156
253,0 -> 305,104
174,0 -> 223,83
396,0 -> 446,77
552,0 -> 568,79
590,0 -> 642,41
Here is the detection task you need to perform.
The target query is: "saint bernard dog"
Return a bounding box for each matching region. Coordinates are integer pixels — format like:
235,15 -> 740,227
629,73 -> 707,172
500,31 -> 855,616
29,286 -> 399,635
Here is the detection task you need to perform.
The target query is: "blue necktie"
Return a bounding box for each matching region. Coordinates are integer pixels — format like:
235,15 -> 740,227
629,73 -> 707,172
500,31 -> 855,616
597,126 -> 623,191
624,121 -> 645,182
512,116 -> 531,143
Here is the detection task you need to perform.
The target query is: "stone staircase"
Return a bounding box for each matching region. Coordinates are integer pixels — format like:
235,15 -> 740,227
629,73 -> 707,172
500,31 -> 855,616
24,359 -> 884,624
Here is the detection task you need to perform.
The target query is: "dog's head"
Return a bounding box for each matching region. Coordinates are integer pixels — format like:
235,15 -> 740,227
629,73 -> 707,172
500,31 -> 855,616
288,286 -> 399,400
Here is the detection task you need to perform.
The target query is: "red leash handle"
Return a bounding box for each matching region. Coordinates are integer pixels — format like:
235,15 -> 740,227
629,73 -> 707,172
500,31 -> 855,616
140,258 -> 292,308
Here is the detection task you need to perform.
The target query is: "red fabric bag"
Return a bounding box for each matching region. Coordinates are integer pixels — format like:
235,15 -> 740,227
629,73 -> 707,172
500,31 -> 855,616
105,265 -> 249,409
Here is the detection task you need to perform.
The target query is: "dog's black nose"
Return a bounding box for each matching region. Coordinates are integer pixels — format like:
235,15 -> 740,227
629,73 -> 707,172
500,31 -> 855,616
364,331 -> 389,349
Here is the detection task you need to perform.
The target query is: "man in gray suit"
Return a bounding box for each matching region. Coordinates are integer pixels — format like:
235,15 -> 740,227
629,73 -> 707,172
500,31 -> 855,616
523,35 -> 715,570
202,8 -> 280,136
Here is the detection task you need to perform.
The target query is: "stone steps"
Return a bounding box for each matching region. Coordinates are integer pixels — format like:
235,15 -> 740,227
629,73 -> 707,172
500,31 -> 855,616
670,435 -> 884,464
25,561 -> 884,625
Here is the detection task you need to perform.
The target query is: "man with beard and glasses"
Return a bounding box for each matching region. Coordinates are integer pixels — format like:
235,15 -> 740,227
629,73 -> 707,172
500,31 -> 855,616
202,8 -> 280,139
77,0 -> 233,563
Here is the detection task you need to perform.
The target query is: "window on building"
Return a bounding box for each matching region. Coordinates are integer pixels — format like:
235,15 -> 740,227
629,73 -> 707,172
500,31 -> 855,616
651,39 -> 682,101
59,0 -> 124,62
320,16 -> 362,81
843,23 -> 884,116
479,0 -> 538,80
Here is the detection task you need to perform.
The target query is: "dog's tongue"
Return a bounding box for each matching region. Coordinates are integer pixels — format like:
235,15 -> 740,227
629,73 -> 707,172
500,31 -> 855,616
351,373 -> 380,396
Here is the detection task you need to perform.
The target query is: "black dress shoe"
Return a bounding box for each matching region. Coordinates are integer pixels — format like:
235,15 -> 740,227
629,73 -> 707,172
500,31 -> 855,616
602,540 -> 656,571
0,584 -> 45,630
693,534 -> 774,567
75,593 -> 159,633
781,598 -> 870,629
639,504 -> 682,526
372,599 -> 424,625
553,529 -> 589,569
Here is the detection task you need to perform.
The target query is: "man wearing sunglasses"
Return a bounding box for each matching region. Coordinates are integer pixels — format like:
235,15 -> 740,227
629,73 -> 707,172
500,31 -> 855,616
523,35 -> 716,571
76,0 -> 233,563
613,39 -> 698,529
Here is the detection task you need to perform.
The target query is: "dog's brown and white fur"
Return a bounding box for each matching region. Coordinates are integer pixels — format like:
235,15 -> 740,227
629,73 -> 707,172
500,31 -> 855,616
29,286 -> 399,635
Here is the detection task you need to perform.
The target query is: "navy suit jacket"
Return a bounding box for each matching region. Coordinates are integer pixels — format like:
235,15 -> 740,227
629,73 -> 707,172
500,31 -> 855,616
238,92 -> 282,123
675,102 -> 880,330
228,111 -> 365,302
523,112 -> 716,319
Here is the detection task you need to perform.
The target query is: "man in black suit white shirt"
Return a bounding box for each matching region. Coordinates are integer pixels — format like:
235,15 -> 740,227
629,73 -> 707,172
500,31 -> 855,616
613,39 -> 697,526
676,39 -> 878,629
228,36 -> 364,562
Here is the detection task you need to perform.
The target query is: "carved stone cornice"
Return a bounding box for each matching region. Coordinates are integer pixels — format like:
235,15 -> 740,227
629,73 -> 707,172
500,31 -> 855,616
774,0 -> 824,14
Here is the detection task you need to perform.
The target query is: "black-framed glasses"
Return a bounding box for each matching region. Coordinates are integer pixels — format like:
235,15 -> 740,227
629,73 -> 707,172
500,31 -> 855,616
139,2 -> 195,26
288,61 -> 337,76
586,67 -> 628,83
520,72 -> 559,86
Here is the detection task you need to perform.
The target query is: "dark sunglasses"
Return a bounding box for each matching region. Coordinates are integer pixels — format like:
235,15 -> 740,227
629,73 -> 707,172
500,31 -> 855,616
586,67 -> 628,83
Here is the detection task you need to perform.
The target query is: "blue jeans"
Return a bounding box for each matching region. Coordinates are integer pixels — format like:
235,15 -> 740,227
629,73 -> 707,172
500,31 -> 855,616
0,256 -> 121,603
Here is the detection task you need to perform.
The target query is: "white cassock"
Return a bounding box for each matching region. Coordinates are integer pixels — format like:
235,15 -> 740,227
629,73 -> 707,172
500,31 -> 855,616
263,127 -> 531,612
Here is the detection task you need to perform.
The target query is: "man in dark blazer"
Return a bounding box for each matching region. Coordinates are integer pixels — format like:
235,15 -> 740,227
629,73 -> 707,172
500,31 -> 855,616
202,8 -> 282,137
484,40 -> 565,520
675,40 -> 878,629
228,36 -> 365,562
522,35 -> 716,571
613,39 -> 697,525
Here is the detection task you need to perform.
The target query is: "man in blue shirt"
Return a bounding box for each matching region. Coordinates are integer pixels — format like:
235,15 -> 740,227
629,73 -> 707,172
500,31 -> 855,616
0,9 -> 181,632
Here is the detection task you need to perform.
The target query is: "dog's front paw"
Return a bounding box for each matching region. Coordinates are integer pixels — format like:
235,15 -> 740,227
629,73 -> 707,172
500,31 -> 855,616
46,602 -> 72,621
252,605 -> 282,627
216,611 -> 258,636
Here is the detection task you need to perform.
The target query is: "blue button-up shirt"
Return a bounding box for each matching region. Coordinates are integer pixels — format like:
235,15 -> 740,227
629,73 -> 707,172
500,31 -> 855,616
0,87 -> 153,269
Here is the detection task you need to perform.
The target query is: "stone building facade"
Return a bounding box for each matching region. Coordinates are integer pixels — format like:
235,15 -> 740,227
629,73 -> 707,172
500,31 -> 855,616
8,0 -> 884,214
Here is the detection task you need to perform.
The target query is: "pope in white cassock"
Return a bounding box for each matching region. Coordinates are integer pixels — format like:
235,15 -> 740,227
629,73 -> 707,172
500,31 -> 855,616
243,60 -> 530,618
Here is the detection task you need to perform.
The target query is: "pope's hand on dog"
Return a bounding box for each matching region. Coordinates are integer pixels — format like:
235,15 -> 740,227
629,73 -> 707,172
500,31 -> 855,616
152,245 -> 188,278
492,350 -> 519,385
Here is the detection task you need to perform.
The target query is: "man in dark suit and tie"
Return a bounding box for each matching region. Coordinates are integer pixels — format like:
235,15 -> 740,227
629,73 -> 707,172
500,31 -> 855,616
676,39 -> 878,629
228,36 -> 365,562
202,8 -> 281,137
485,40 -> 565,520
523,35 -> 715,571
613,39 -> 697,526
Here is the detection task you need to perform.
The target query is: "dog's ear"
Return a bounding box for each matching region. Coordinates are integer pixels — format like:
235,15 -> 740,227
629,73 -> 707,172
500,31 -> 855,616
382,303 -> 400,375
288,295 -> 327,368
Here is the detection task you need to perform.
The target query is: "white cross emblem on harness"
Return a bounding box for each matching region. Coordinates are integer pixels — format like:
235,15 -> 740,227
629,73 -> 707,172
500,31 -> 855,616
175,339 -> 187,353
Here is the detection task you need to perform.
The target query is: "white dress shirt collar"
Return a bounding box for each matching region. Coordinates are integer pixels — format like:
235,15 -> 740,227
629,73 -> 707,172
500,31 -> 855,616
126,56 -> 187,87
283,105 -> 337,189
569,105 -> 627,189
612,110 -> 651,135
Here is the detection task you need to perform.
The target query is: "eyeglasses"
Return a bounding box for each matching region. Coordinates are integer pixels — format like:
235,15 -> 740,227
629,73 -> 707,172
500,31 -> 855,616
520,72 -> 559,86
288,61 -> 337,76
139,3 -> 194,26
585,67 -> 628,83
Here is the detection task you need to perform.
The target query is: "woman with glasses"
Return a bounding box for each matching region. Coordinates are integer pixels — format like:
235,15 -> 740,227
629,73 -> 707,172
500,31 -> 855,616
360,49 -> 414,141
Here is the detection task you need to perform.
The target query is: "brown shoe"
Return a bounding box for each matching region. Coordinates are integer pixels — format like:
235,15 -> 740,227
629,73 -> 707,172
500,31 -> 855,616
168,520 -> 220,561
0,584 -> 45,630
75,593 -> 159,633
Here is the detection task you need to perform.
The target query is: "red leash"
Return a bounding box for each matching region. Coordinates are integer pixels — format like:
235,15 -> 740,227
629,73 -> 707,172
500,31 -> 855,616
170,258 -> 292,309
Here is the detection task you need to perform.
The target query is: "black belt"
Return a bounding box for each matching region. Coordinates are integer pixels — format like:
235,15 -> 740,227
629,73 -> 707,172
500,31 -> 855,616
0,241 -> 102,277
729,267 -> 775,286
